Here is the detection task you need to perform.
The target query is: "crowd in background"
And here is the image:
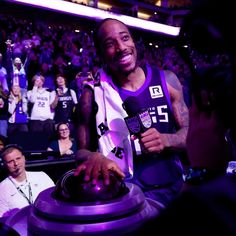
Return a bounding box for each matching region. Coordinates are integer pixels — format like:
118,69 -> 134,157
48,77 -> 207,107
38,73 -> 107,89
1,0 -> 236,234
0,14 -> 193,142
0,12 -> 229,152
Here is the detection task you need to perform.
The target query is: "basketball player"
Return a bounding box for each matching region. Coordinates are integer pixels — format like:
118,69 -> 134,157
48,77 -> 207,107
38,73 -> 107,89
75,18 -> 189,207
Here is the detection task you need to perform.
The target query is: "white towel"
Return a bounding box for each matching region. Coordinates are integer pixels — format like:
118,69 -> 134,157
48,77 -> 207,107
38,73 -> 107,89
89,69 -> 133,178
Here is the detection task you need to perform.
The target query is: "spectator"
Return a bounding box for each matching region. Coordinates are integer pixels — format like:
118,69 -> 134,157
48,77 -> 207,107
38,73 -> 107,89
40,62 -> 55,92
27,74 -> 55,138
70,71 -> 94,100
51,73 -> 77,129
178,0 -> 234,183
0,135 -> 7,152
0,144 -> 55,218
25,47 -> 40,89
136,0 -> 236,235
74,18 -> 189,207
6,40 -> 28,96
0,135 -> 7,182
0,53 -> 9,94
38,41 -> 54,66
47,122 -> 77,157
0,81 -> 8,137
51,54 -> 68,79
12,57 -> 28,94
8,85 -> 28,137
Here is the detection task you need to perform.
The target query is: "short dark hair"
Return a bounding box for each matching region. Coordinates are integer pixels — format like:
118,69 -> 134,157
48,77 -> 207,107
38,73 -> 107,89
54,73 -> 68,87
93,18 -> 131,58
0,144 -> 23,161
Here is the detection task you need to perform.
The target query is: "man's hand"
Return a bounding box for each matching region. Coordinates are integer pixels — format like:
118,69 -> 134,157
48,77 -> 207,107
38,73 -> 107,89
131,128 -> 167,154
74,151 -> 125,185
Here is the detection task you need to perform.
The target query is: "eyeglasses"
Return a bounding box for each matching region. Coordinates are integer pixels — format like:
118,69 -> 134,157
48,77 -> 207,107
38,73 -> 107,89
59,128 -> 69,132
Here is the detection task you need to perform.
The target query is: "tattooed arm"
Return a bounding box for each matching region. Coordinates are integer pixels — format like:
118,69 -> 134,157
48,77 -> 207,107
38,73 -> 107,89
165,70 -> 189,149
137,70 -> 189,153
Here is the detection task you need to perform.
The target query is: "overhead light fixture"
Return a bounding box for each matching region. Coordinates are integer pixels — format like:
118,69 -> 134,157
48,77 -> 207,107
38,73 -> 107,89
6,0 -> 180,36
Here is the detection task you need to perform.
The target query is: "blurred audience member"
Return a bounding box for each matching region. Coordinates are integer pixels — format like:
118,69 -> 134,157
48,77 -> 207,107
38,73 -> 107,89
0,135 -> 7,152
11,57 -> 28,95
0,144 -> 55,218
6,40 -> 28,96
25,47 -> 40,89
0,53 -> 9,94
136,0 -> 236,235
8,85 -> 28,137
0,81 -> 8,137
47,122 -> 77,157
38,41 -> 54,66
70,70 -> 94,100
27,74 -> 55,137
40,62 -> 55,92
51,74 -> 77,128
179,0 -> 234,185
51,54 -> 68,79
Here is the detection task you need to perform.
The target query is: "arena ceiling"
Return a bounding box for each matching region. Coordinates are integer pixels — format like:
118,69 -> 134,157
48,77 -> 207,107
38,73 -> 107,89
101,0 -> 192,8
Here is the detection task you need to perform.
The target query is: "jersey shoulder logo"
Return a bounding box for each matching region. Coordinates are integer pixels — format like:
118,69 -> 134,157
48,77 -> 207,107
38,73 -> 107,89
149,85 -> 163,99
